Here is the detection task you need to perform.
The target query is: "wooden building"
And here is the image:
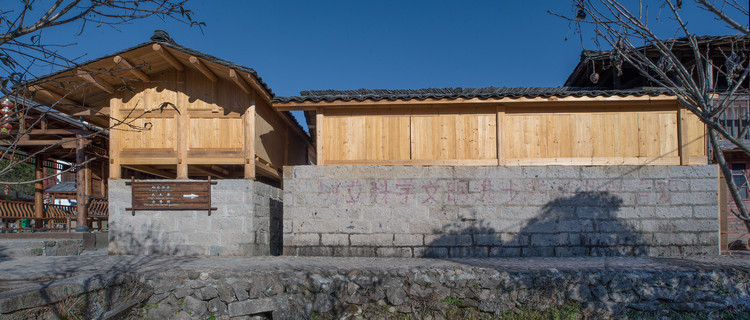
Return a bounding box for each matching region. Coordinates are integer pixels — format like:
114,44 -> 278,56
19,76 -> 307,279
564,35 -> 749,251
274,87 -> 706,167
22,31 -> 311,184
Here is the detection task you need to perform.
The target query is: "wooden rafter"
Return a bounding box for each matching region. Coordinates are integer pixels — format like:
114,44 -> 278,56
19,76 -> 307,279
244,73 -> 271,102
29,85 -> 79,107
152,44 -> 184,71
190,165 -> 229,179
189,56 -> 217,82
76,69 -> 114,94
113,55 -> 150,81
229,69 -> 251,95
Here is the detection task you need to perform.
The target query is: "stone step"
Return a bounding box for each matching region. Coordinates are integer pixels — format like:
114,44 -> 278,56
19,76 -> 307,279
0,239 -> 83,258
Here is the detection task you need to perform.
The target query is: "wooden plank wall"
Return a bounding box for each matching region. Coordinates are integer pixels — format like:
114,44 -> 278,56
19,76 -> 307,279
112,68 -> 310,178
319,103 -> 707,166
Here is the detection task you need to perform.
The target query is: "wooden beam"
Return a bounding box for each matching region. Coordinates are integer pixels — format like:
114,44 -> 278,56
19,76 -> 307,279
122,165 -> 176,179
76,69 -> 115,94
152,44 -> 184,71
109,97 -> 122,179
1,139 -> 68,146
176,71 -> 188,179
255,159 -> 281,180
113,55 -> 150,81
316,109 -> 324,165
496,105 -> 506,166
229,69 -> 252,95
244,95 -> 256,179
678,106 -> 689,165
189,56 -> 218,82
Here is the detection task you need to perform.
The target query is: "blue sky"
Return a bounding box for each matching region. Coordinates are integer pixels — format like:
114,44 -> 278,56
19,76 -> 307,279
7,1 -> 746,131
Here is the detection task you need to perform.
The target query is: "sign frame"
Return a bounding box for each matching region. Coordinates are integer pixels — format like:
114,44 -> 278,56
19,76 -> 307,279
125,177 -> 218,216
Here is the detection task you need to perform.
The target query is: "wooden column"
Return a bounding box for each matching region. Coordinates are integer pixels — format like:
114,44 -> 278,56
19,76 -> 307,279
100,160 -> 107,197
176,71 -> 188,179
496,105 -> 506,166
75,134 -> 88,232
109,97 -> 121,179
718,167 -> 729,252
677,106 -> 689,165
316,109 -> 325,165
34,155 -> 45,229
244,94 -> 256,179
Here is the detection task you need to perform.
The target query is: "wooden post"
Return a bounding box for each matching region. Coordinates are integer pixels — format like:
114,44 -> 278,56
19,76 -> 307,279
75,134 -> 89,232
496,105 -> 506,166
718,167 -> 729,252
100,160 -> 107,198
176,71 -> 188,179
34,155 -> 45,229
109,97 -> 121,179
316,109 -> 325,165
244,94 -> 256,179
677,105 -> 689,165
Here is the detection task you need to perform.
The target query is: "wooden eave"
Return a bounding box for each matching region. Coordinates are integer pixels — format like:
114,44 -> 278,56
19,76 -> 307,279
272,94 -> 680,111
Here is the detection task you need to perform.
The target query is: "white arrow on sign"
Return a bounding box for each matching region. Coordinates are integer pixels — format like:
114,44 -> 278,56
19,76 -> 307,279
183,194 -> 199,199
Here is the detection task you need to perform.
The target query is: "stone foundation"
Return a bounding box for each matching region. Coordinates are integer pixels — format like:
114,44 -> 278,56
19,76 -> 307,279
108,179 -> 282,256
283,165 -> 719,257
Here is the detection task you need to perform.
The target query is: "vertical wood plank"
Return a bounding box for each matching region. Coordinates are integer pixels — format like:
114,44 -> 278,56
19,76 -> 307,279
176,71 -> 188,179
678,106 -> 689,165
316,109 -> 325,165
109,97 -> 121,179
496,105 -> 506,165
244,94 -> 256,178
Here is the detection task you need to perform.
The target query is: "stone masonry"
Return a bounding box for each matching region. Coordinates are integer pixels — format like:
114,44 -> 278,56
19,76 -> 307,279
283,165 -> 719,257
108,179 -> 282,256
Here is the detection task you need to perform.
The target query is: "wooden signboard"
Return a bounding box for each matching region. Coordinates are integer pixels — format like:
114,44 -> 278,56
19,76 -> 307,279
126,177 -> 217,215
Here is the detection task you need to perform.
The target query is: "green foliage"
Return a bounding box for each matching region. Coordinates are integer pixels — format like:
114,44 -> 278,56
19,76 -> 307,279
0,159 -> 35,201
207,313 -> 216,320
440,296 -> 462,306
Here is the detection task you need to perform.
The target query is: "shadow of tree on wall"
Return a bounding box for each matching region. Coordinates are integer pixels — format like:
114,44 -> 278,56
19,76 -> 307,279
423,191 -> 646,258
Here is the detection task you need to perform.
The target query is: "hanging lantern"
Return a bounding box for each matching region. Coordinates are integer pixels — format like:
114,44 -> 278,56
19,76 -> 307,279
3,185 -> 9,195
0,98 -> 14,134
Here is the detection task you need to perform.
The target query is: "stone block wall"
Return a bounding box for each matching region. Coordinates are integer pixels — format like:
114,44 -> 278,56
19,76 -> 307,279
108,179 -> 282,256
283,165 -> 719,257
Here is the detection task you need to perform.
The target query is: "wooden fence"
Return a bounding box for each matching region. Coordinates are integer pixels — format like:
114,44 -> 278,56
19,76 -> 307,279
0,199 -> 108,232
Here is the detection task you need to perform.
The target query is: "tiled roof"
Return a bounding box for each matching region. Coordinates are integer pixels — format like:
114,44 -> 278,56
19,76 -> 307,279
274,87 -> 673,103
44,182 -> 77,194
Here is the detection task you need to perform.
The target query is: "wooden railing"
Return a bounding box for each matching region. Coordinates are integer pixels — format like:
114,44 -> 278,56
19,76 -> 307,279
0,199 -> 109,232
717,94 -> 750,149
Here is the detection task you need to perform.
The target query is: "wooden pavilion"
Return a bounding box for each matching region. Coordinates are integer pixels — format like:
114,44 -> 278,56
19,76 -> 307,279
0,101 -> 108,231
